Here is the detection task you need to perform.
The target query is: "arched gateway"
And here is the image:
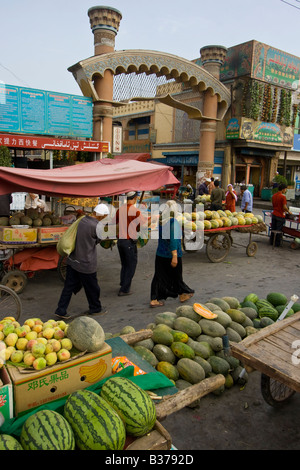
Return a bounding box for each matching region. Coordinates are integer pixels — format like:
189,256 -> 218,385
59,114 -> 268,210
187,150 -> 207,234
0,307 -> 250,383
68,6 -> 231,183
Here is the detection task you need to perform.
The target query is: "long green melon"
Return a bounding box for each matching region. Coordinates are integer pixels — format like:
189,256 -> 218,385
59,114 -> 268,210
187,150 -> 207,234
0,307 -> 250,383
20,410 -> 75,450
64,389 -> 126,450
266,292 -> 287,307
100,377 -> 157,437
0,434 -> 23,450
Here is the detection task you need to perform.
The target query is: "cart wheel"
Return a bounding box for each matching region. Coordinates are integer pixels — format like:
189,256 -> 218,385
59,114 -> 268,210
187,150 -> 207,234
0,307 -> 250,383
57,256 -> 67,282
206,233 -> 231,263
261,373 -> 295,407
246,241 -> 258,257
0,284 -> 22,321
1,270 -> 27,294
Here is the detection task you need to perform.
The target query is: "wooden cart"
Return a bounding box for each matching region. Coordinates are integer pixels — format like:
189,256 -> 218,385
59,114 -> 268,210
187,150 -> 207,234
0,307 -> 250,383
183,222 -> 267,263
230,312 -> 300,407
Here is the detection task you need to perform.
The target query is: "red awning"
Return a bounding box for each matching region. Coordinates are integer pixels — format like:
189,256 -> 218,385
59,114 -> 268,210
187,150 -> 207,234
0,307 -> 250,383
114,153 -> 150,162
0,158 -> 179,198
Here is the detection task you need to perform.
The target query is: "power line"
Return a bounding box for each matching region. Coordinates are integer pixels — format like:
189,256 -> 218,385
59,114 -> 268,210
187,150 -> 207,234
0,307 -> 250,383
0,63 -> 31,87
280,0 -> 300,9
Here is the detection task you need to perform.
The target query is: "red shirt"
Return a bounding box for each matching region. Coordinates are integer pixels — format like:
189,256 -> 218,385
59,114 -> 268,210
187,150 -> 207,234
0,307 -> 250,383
116,203 -> 148,240
272,192 -> 287,218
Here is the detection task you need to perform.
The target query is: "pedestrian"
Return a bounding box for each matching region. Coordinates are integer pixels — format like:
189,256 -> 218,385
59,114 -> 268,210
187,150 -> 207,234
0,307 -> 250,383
225,184 -> 238,213
0,194 -> 12,218
210,180 -> 225,211
54,204 -> 110,319
150,200 -> 194,307
116,191 -> 150,296
270,183 -> 292,247
198,179 -> 210,196
240,185 -> 253,213
208,177 -> 215,195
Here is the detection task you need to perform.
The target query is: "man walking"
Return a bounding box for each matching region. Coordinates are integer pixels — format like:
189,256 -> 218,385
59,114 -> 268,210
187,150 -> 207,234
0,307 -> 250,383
240,185 -> 253,213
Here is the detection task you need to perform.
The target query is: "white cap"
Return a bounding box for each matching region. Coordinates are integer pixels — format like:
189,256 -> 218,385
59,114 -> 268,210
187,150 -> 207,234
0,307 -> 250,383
94,204 -> 109,216
126,191 -> 137,199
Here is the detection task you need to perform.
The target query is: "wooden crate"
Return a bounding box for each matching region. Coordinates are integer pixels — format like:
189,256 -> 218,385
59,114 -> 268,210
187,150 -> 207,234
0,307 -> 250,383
231,312 -> 300,393
125,421 -> 172,450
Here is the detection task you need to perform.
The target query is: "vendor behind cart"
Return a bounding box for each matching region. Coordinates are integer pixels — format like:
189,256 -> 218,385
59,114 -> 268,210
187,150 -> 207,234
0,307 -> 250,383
24,193 -> 49,213
270,183 -> 292,247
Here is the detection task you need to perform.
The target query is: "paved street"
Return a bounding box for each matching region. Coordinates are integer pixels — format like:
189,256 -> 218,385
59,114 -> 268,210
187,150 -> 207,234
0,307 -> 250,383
17,206 -> 300,450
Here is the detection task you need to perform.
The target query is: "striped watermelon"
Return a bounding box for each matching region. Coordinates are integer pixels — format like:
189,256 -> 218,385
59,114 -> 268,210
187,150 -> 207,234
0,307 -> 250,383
20,410 -> 75,450
100,377 -> 156,437
0,434 -> 23,450
64,389 -> 126,450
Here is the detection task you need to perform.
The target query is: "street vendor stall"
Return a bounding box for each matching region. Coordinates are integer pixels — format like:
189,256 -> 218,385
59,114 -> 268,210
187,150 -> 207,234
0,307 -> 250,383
0,159 -> 179,293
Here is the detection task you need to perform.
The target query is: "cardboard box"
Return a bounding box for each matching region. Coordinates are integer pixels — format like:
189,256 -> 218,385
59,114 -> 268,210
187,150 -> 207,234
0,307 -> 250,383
37,225 -> 69,243
7,343 -> 112,416
0,227 -> 37,244
0,367 -> 13,422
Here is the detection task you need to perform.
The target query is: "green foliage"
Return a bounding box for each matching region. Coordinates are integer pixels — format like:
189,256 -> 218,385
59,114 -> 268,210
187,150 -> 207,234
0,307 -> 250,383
0,146 -> 12,167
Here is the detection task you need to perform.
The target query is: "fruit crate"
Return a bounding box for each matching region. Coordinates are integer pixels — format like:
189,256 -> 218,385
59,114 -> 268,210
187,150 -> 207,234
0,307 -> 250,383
125,420 -> 172,450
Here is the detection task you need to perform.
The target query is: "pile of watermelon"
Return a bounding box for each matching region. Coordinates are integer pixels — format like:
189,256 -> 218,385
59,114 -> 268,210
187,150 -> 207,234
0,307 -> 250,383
0,376 -> 157,450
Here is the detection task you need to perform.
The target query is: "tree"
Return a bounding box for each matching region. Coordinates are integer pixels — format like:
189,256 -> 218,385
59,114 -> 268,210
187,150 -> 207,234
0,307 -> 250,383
0,146 -> 12,167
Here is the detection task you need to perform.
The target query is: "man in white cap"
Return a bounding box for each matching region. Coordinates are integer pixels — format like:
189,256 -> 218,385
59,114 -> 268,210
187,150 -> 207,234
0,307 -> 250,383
54,203 -> 109,319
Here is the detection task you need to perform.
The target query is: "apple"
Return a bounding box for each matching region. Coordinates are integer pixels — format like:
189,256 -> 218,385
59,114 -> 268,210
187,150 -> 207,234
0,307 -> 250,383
43,328 -> 55,340
32,324 -> 43,334
37,337 -> 47,345
0,331 -> 4,342
53,329 -> 64,340
16,338 -> 28,351
24,319 -> 35,329
3,324 -> 15,336
33,357 -> 47,370
25,331 -> 38,341
48,339 -> 61,352
32,343 -> 46,358
15,326 -> 28,338
5,333 -> 18,347
10,350 -> 24,363
26,339 -> 38,351
45,352 -> 57,366
57,349 -> 70,362
23,352 -> 35,366
60,338 -> 72,351
57,321 -> 67,331
4,346 -> 15,360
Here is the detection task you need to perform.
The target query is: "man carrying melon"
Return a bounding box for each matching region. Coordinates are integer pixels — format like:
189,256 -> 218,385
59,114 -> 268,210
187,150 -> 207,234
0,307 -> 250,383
54,204 -> 110,319
150,200 -> 194,307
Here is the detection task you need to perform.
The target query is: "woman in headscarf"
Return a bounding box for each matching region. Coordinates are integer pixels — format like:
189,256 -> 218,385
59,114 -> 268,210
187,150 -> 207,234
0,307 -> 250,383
225,184 -> 238,213
150,200 -> 194,307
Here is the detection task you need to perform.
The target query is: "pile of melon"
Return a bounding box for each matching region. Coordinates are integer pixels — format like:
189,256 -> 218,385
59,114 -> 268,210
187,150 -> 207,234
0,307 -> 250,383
110,292 -> 298,399
0,210 -> 61,228
202,210 -> 263,230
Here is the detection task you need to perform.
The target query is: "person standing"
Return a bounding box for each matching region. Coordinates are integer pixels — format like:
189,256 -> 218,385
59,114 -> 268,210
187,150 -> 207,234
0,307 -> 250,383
210,180 -> 225,211
225,184 -> 238,213
116,192 -> 150,296
240,185 -> 253,213
208,177 -> 215,195
150,200 -> 194,307
198,179 -> 210,196
54,204 -> 109,319
270,183 -> 292,247
0,194 -> 12,218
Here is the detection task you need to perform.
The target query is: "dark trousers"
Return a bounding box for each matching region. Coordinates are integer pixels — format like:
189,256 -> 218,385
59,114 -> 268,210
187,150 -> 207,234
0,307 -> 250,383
55,264 -> 101,316
270,215 -> 285,247
117,239 -> 138,293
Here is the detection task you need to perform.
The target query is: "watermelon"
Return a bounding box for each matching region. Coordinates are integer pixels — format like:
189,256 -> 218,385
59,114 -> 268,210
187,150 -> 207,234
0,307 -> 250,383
64,389 -> 126,450
258,307 -> 279,321
100,377 -> 157,437
20,410 -> 75,450
266,292 -> 288,307
0,434 -> 23,450
243,293 -> 259,304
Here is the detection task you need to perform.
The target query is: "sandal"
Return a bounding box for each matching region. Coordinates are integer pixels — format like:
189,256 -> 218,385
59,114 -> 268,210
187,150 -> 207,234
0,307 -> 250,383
179,293 -> 194,303
150,300 -> 165,308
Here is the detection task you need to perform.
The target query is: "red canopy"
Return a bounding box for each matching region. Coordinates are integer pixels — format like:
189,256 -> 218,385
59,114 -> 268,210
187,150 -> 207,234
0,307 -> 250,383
0,158 -> 179,198
114,153 -> 150,162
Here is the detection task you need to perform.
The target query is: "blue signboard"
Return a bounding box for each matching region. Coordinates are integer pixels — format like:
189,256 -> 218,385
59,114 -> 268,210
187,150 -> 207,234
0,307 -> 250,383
0,84 -> 93,138
294,134 -> 300,151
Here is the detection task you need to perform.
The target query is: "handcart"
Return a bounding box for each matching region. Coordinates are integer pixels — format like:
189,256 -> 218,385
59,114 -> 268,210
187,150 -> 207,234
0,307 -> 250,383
230,311 -> 300,407
183,222 -> 267,263
0,242 -> 66,294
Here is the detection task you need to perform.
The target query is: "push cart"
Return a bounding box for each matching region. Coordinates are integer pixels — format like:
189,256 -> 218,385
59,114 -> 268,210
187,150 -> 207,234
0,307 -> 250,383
183,222 -> 267,263
0,242 -> 66,294
230,311 -> 300,407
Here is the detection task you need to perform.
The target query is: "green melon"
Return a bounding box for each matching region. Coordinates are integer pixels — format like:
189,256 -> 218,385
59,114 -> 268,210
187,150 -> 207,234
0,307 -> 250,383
133,345 -> 158,367
175,304 -> 200,322
66,316 -> 105,352
266,292 -> 288,307
152,344 -> 176,364
171,341 -> 195,359
64,389 -> 126,449
208,356 -> 230,376
157,361 -> 179,381
173,317 -> 202,338
20,410 -> 75,450
155,311 -> 177,328
198,318 -> 226,337
187,338 -> 214,359
177,358 -> 205,384
100,377 -> 157,437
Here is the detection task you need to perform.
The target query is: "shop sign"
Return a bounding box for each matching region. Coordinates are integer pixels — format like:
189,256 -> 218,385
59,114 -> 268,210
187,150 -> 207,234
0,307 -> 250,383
0,83 -> 93,138
227,117 -> 293,146
113,126 -> 122,153
0,133 -> 109,152
293,134 -> 300,151
226,118 -> 240,139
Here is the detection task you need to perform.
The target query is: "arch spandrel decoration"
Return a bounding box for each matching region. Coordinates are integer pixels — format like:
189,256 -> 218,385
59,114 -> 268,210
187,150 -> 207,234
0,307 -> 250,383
68,50 -> 231,120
